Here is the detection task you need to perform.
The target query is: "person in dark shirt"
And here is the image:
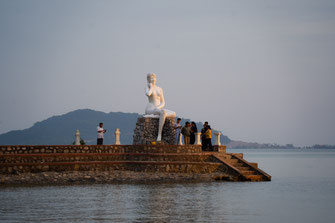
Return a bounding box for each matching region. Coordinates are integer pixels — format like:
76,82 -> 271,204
181,122 -> 191,144
201,122 -> 208,151
190,122 -> 198,144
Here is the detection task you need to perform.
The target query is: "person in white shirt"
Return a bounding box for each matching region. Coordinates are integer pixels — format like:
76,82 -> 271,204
97,122 -> 106,145
174,118 -> 182,145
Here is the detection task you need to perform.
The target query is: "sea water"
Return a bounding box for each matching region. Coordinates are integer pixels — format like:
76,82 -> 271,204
1,148 -> 335,223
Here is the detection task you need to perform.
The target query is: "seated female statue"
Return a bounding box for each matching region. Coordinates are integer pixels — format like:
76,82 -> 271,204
145,73 -> 176,141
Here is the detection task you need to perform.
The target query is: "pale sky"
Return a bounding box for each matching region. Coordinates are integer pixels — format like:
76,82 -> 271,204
1,0 -> 335,146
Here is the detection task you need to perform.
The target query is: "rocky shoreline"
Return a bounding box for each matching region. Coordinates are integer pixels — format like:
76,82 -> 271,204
0,171 -> 231,186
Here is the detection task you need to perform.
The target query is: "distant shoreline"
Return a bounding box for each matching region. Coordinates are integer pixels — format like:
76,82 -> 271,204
226,140 -> 335,150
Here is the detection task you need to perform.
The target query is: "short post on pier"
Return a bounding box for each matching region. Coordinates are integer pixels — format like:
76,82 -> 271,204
115,128 -> 121,145
195,132 -> 201,145
179,134 -> 183,145
75,130 -> 81,145
214,132 -> 221,146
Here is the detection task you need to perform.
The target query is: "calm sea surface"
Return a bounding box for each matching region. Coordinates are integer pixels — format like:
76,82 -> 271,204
1,148 -> 335,223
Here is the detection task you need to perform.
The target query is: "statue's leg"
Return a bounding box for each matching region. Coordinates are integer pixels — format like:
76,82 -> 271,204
157,110 -> 167,141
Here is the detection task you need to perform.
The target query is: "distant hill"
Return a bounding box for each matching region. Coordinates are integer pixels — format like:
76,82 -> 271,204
0,109 -> 231,145
0,109 -> 140,145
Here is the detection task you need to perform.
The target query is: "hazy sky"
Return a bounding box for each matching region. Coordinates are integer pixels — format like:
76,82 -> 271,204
1,0 -> 335,146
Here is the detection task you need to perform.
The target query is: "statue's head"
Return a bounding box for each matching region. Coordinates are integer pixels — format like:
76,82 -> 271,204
147,73 -> 157,84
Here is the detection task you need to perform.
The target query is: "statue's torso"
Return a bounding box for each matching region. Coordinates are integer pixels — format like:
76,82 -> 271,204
147,86 -> 162,107
144,82 -> 176,117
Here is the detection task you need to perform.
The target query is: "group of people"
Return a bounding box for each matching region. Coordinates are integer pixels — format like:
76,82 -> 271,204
96,119 -> 213,151
174,118 -> 213,151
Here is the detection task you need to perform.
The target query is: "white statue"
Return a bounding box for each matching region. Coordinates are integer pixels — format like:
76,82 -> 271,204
145,73 -> 176,141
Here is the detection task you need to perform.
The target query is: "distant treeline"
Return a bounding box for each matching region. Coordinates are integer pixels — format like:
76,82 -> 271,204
304,144 -> 335,149
227,141 -> 335,149
227,142 -> 297,149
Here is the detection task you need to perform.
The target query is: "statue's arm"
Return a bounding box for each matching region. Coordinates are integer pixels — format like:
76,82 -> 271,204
157,88 -> 165,109
145,84 -> 153,96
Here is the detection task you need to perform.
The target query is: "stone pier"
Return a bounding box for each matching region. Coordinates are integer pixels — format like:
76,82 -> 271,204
0,144 -> 271,185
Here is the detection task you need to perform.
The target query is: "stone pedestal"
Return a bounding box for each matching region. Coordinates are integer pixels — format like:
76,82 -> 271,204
133,117 -> 176,145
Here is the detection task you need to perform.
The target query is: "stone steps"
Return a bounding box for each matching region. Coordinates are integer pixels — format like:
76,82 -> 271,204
211,154 -> 271,181
240,170 -> 255,175
228,154 -> 271,181
224,159 -> 239,165
237,166 -> 251,171
233,162 -> 245,167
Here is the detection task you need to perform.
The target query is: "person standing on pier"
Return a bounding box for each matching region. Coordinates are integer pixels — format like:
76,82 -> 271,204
205,125 -> 213,151
201,122 -> 208,151
181,122 -> 191,145
190,122 -> 198,144
97,122 -> 106,145
174,118 -> 182,144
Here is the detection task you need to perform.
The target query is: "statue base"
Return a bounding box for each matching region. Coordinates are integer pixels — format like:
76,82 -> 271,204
133,117 -> 176,145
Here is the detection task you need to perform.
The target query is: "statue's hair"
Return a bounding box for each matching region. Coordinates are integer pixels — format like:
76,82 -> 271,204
147,73 -> 156,81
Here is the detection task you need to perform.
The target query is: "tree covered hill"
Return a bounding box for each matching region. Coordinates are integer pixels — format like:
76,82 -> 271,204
0,109 -> 140,145
0,109 -> 231,145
